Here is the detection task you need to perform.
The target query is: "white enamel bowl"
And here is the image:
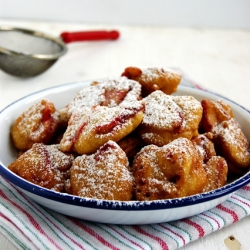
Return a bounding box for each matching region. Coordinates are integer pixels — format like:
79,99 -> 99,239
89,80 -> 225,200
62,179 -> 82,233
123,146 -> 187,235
0,81 -> 250,225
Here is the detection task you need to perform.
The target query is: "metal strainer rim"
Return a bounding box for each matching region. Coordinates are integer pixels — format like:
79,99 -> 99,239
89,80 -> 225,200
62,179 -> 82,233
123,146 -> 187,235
0,26 -> 68,60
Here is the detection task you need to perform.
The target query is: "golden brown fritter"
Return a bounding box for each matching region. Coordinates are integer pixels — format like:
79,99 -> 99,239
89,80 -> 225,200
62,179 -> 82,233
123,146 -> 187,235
200,99 -> 233,133
60,101 -> 145,155
8,143 -> 74,192
203,156 -> 228,192
201,99 -> 250,169
121,66 -> 181,97
11,99 -> 59,151
64,178 -> 73,194
214,119 -> 250,168
66,77 -> 142,119
138,90 -> 203,146
132,138 -> 207,200
192,134 -> 228,192
58,107 -> 70,129
192,133 -> 216,163
70,141 -> 134,200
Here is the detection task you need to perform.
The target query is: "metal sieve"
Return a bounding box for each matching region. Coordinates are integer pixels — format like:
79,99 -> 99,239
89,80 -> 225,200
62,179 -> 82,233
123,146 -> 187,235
0,26 -> 119,77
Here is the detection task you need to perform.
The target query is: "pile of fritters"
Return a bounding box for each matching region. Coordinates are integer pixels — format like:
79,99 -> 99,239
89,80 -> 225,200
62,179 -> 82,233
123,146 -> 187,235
8,66 -> 250,201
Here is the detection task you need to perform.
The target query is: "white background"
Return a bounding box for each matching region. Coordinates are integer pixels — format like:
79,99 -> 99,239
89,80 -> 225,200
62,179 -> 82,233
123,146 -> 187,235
1,0 -> 250,29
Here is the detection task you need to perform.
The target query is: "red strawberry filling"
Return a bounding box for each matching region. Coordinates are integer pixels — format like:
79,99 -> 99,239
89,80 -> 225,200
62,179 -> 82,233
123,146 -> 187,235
95,104 -> 145,134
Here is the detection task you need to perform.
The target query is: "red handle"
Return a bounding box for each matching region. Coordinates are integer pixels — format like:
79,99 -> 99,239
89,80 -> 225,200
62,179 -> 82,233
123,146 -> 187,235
60,30 -> 120,44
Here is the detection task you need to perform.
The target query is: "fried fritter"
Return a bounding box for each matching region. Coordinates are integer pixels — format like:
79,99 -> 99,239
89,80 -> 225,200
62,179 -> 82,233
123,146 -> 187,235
192,133 -> 216,163
8,143 -> 74,192
70,141 -> 134,200
214,119 -> 250,168
11,99 -> 59,151
203,156 -> 228,192
65,77 -> 142,119
192,134 -> 228,191
121,66 -> 181,97
200,99 -> 234,133
132,138 -> 207,200
60,101 -> 145,155
201,99 -> 234,132
138,90 -> 203,146
201,99 -> 250,169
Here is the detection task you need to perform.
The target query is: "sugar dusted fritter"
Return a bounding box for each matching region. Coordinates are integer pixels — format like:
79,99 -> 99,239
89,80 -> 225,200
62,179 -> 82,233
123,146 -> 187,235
192,133 -> 216,163
200,99 -> 234,133
132,138 -> 207,200
121,66 -> 181,97
192,133 -> 228,192
11,99 -> 59,151
214,119 -> 250,168
60,101 -> 145,155
138,90 -> 203,146
201,99 -> 250,169
65,77 -> 142,119
8,143 -> 74,192
70,141 -> 134,201
202,156 -> 228,192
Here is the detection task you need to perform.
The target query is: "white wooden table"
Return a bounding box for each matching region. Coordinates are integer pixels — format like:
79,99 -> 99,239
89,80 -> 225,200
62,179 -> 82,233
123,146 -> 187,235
0,19 -> 250,250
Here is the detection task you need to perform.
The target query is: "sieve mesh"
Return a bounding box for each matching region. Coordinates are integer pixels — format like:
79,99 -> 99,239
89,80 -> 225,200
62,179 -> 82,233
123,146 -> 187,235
0,30 -> 63,55
0,27 -> 67,77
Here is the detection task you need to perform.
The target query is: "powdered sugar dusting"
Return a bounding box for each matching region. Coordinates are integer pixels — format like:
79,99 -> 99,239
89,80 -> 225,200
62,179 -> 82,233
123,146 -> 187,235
9,143 -> 74,191
89,102 -> 143,138
142,90 -> 202,131
163,138 -> 195,165
215,118 -> 250,159
60,107 -> 91,151
17,99 -> 59,140
67,77 -> 141,116
71,141 -> 134,200
140,67 -> 177,82
60,101 -> 144,153
172,95 -> 202,129
143,90 -> 182,129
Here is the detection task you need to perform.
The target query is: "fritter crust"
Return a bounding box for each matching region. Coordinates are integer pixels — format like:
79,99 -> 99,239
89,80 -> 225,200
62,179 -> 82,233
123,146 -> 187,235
70,141 -> 134,201
202,156 -> 228,192
138,90 -> 203,146
8,143 -> 74,192
132,138 -> 207,200
201,99 -> 250,170
192,133 -> 216,163
60,101 -> 145,155
11,99 -> 59,151
121,66 -> 181,97
65,77 -> 142,120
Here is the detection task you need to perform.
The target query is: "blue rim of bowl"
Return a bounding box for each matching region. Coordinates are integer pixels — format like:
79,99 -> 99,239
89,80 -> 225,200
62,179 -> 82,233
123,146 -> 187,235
0,83 -> 250,211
